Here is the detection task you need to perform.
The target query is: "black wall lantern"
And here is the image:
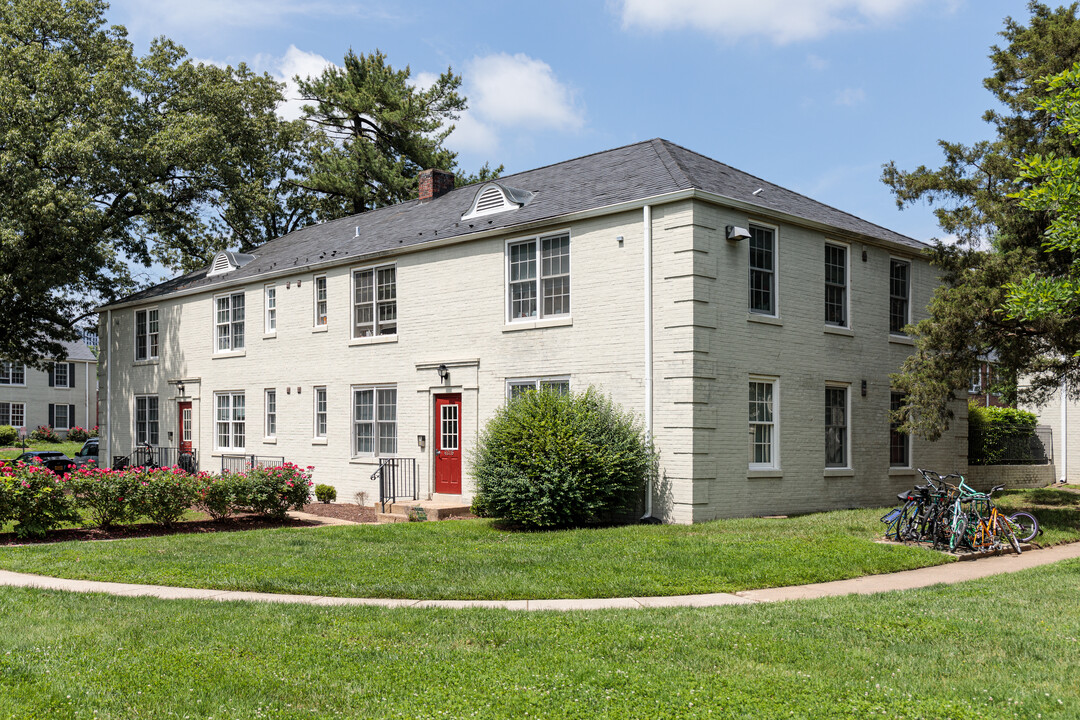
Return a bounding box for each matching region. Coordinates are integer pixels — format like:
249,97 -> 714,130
437,364 -> 449,382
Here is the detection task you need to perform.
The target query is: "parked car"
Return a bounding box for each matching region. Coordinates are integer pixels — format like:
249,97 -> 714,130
72,438 -> 98,468
11,450 -> 75,476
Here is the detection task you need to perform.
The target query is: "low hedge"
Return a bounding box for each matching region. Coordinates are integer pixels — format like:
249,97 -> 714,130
1,461 -> 314,536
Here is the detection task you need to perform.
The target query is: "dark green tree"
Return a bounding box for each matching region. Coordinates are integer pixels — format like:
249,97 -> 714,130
883,2 -> 1080,439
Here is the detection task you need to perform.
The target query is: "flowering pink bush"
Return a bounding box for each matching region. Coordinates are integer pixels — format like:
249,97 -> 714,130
196,472 -> 247,520
127,466 -> 202,527
66,466 -> 136,528
28,425 -> 61,443
244,463 -> 313,518
0,462 -> 78,538
66,425 -> 91,442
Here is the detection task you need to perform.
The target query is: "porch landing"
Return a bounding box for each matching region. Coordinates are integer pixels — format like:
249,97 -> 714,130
375,499 -> 473,524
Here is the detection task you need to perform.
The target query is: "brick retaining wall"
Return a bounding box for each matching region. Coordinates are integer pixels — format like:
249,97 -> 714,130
964,464 -> 1056,491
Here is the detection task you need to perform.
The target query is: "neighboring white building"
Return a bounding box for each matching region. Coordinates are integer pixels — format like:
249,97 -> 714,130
96,140 -> 966,522
0,340 -> 98,438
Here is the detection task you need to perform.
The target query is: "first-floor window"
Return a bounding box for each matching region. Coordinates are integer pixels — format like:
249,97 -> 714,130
749,379 -> 778,469
890,392 -> 911,468
506,376 -> 570,401
353,386 -> 396,455
216,392 -> 246,449
135,395 -> 159,445
314,387 -> 327,438
0,402 -> 25,427
825,385 -> 849,468
0,361 -> 25,385
50,403 -> 73,431
265,389 -> 277,438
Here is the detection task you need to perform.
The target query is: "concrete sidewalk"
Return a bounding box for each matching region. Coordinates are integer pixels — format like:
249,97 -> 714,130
2,542 -> 1079,612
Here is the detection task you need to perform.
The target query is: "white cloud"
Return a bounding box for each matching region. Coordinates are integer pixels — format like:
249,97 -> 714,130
272,46 -> 337,121
617,0 -> 923,44
834,87 -> 866,106
805,54 -> 830,71
464,53 -> 584,131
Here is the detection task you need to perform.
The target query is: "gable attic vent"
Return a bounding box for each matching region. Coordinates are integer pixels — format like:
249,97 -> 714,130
206,250 -> 256,278
461,182 -> 534,221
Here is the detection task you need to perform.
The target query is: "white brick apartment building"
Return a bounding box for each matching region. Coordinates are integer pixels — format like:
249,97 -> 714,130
0,339 -> 97,437
96,140 -> 966,523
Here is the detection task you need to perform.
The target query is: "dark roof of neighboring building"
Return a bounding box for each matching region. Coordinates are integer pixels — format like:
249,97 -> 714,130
105,138 -> 927,308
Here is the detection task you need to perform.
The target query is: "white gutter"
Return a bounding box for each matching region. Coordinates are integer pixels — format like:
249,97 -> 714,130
643,205 -> 654,520
1061,378 -> 1069,483
106,310 -> 112,467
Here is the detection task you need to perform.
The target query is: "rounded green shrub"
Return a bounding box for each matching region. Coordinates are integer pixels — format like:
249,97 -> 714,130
127,466 -> 201,527
245,463 -> 313,519
471,387 -> 656,529
0,425 -> 18,446
196,472 -> 248,520
314,483 -> 337,503
67,466 -> 137,528
66,425 -> 90,442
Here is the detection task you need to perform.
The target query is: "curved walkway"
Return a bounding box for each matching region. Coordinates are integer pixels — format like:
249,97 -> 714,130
2,542 -> 1079,611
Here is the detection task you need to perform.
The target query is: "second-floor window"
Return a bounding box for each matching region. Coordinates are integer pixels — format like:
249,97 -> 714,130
0,361 -> 25,385
265,285 -> 276,334
215,292 -> 246,352
507,233 -> 571,321
824,243 -> 848,327
353,265 -> 397,338
314,276 -> 328,327
135,308 -> 159,361
50,363 -> 73,388
890,260 -> 910,334
749,225 -> 776,316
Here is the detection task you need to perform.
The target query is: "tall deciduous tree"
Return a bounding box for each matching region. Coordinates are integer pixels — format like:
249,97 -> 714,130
883,2 -> 1080,439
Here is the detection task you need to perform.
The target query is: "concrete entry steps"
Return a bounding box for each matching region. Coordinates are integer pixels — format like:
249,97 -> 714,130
374,499 -> 473,524
2,542 -> 1079,611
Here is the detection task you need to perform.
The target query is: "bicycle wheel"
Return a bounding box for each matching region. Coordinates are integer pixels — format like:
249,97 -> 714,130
1009,511 -> 1040,543
994,515 -> 1022,555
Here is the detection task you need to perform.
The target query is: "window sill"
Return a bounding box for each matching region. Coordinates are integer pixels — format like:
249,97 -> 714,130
133,359 -> 160,367
349,456 -> 382,465
889,467 -> 915,476
348,334 -> 398,347
312,326 -> 328,334
824,467 -> 854,478
503,316 -> 573,333
889,334 -> 914,346
263,437 -> 277,445
747,313 -> 782,327
312,437 -> 328,446
213,350 -> 247,359
747,468 -> 782,479
263,332 -> 277,340
211,450 -> 246,456
824,326 -> 854,337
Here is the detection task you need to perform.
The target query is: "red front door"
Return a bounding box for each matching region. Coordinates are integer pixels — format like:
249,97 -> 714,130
434,394 -> 462,494
178,402 -> 193,453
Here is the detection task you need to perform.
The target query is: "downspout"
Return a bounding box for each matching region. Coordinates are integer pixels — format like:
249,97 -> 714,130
84,361 -> 89,434
1061,378 -> 1069,483
642,205 -> 654,519
106,310 -> 112,468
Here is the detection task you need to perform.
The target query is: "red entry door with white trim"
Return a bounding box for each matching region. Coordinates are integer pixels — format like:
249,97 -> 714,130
434,394 -> 462,494
178,402 -> 193,453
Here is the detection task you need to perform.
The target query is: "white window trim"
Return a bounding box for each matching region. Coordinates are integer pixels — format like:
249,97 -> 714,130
825,383 -> 852,471
0,402 -> 26,428
505,376 -> 571,400
52,362 -> 71,389
134,307 -> 160,361
314,386 -> 328,440
134,394 -> 159,446
350,263 -> 397,339
824,241 -> 850,329
313,275 -> 328,328
264,388 -> 277,440
748,376 -> 780,471
889,257 -> 912,336
214,391 -> 246,451
889,390 -> 912,470
747,221 -> 780,319
351,385 -> 397,457
264,284 -> 277,336
213,291 -> 247,353
0,362 -> 26,387
51,403 -> 72,431
504,230 -> 572,325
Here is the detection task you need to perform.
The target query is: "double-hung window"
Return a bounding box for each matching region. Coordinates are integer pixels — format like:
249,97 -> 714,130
215,293 -> 246,352
0,402 -> 25,427
352,386 -> 396,456
748,225 -> 776,316
825,386 -> 849,468
265,389 -> 277,439
749,379 -> 778,469
50,404 -> 72,431
135,309 -> 159,360
890,392 -> 911,468
135,395 -> 159,445
314,387 -> 327,438
314,276 -> 328,327
215,392 -> 246,449
1,361 -> 25,385
507,233 -> 571,321
824,243 -> 848,327
352,265 -> 396,337
889,260 -> 910,335
51,363 -> 71,388
265,285 -> 277,334
506,377 -> 570,401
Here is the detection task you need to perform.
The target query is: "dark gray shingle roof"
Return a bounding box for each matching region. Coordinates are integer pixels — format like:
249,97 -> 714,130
106,139 -> 924,307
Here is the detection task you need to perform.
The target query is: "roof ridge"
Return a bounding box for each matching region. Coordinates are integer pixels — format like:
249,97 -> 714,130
650,139 -> 694,188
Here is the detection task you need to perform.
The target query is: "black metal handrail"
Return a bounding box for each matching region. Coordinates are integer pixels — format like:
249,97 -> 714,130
220,454 -> 286,473
373,457 -> 417,512
112,445 -> 198,472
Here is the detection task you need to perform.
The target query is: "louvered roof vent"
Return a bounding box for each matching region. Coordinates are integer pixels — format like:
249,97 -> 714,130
461,182 -> 534,221
206,250 -> 256,277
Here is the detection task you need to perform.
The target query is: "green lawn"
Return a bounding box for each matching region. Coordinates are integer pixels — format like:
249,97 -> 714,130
1,559 -> 1078,719
0,509 -> 955,599
0,440 -> 84,460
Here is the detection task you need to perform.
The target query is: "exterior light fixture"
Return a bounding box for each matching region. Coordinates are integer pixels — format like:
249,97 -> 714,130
417,434 -> 426,451
177,382 -> 185,397
726,225 -> 751,242
437,364 -> 449,381
861,380 -> 867,397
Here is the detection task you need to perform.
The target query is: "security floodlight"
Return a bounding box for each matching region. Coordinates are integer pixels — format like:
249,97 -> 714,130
726,226 -> 752,242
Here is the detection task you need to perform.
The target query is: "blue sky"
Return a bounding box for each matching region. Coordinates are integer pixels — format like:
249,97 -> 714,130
105,0 -> 1035,245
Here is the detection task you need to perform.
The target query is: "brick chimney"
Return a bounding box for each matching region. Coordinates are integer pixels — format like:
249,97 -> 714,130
418,169 -> 455,202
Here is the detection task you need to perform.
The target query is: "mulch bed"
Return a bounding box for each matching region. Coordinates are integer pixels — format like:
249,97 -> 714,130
1,513 -> 319,546
300,502 -> 377,524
